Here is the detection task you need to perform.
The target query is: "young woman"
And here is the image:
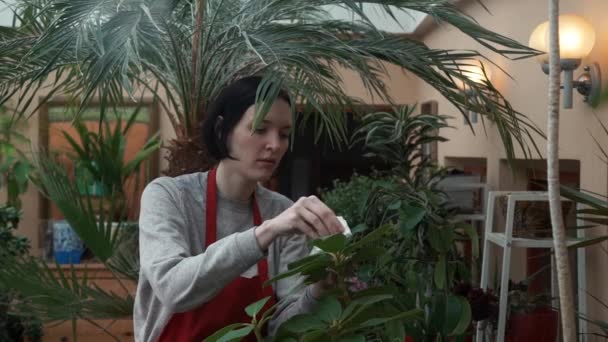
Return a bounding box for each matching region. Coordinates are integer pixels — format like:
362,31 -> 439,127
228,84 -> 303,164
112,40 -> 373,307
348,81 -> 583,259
134,76 -> 344,342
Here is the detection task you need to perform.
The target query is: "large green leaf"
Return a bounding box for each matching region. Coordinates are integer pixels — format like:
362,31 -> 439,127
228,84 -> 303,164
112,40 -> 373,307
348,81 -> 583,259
266,254 -> 330,285
245,296 -> 271,318
312,233 -> 347,253
399,204 -> 427,234
461,224 -> 480,259
344,224 -> 393,253
449,296 -> 472,336
338,335 -> 365,342
314,296 -> 343,323
434,255 -> 446,290
385,320 -> 406,341
358,309 -> 423,328
216,326 -> 254,342
281,314 -> 326,334
204,323 -> 251,342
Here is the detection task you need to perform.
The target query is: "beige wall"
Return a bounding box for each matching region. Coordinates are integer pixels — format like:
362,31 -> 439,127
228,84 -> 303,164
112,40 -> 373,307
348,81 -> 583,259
414,0 -> 608,330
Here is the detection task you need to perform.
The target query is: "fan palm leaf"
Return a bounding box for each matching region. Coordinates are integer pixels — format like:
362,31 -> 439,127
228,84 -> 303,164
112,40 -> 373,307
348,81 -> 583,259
0,253 -> 133,341
0,0 -> 542,161
30,152 -> 122,261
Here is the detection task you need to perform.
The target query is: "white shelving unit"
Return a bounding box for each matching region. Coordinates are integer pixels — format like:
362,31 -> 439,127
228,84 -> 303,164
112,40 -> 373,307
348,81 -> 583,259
439,176 -> 488,223
475,191 -> 589,342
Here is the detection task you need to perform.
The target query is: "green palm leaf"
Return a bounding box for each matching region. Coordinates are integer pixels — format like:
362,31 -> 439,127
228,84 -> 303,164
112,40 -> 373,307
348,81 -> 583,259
0,254 -> 133,323
0,0 -> 542,161
29,152 -> 122,262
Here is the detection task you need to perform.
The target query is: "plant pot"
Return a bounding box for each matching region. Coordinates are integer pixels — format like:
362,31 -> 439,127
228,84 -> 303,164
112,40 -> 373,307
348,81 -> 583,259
52,220 -> 84,264
506,308 -> 558,342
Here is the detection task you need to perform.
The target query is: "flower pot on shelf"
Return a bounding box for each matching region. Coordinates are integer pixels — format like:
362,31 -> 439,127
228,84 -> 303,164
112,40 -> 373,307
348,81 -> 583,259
52,220 -> 84,264
506,308 -> 558,342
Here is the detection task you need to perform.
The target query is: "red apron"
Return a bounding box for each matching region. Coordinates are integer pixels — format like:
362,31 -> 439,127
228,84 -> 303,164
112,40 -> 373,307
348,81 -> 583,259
157,169 -> 276,341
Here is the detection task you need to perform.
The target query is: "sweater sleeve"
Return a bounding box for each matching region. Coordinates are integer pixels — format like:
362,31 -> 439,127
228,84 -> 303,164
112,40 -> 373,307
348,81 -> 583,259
267,230 -> 319,336
138,179 -> 264,313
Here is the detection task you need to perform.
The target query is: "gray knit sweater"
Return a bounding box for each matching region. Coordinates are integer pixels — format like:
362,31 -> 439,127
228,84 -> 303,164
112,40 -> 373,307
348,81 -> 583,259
134,172 -> 318,342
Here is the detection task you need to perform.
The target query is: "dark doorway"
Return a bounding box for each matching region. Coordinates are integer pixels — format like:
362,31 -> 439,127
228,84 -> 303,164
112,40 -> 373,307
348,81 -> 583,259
275,110 -> 392,200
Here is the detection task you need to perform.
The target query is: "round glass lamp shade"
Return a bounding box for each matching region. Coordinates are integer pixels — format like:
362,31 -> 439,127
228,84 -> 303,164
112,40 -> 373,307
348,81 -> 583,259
529,15 -> 595,63
529,21 -> 549,63
456,61 -> 491,90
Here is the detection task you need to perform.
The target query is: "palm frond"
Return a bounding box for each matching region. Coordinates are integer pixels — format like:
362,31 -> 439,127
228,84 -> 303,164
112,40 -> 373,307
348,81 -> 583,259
0,254 -> 133,323
29,151 -> 121,261
0,0 -> 543,160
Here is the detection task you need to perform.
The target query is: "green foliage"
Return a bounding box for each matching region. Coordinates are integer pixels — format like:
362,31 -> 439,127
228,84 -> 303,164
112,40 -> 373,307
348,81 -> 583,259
62,107 -> 161,206
0,206 -> 43,342
204,297 -> 275,342
0,206 -> 28,258
0,115 -> 34,209
209,105 -> 479,341
321,172 -> 388,228
0,0 -> 542,162
0,206 -> 136,341
351,106 -> 477,339
207,225 -> 424,342
352,105 -> 450,181
0,109 -> 151,338
0,253 -> 134,322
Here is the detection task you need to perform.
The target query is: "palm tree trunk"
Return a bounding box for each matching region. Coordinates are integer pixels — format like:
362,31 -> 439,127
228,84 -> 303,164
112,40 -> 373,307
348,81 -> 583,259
191,0 -> 206,132
164,0 -> 214,177
547,0 -> 577,340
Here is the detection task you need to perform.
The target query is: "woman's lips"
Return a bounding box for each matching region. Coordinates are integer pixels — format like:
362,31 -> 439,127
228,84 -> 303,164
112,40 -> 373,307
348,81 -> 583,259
256,159 -> 276,168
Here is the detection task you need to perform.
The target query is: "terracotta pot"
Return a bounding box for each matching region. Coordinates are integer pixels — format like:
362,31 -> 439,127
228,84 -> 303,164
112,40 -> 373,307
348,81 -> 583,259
507,308 -> 558,342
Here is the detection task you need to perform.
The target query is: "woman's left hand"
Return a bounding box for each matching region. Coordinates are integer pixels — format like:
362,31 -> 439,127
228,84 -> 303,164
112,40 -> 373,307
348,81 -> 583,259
311,272 -> 337,299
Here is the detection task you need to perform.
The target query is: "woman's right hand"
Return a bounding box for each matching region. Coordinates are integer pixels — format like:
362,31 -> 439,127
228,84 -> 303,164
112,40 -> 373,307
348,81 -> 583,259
255,195 -> 344,250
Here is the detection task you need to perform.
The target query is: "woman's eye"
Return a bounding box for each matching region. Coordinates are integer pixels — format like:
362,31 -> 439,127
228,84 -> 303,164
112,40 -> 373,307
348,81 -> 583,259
254,127 -> 267,134
280,133 -> 290,140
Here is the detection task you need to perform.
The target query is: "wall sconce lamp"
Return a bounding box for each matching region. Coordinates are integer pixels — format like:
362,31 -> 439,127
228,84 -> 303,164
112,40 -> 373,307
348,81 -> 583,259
529,14 -> 601,109
457,60 -> 492,124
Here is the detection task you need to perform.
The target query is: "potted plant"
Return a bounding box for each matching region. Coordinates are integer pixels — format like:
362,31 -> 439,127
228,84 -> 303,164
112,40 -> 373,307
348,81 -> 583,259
206,106 -> 478,341
505,280 -> 558,342
62,108 -> 161,222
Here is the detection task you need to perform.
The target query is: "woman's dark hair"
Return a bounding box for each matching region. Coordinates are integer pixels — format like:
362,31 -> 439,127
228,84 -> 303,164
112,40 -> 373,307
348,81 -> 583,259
202,76 -> 291,160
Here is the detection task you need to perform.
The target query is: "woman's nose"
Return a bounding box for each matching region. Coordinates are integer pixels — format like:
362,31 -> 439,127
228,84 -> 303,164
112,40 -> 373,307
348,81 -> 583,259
265,132 -> 281,151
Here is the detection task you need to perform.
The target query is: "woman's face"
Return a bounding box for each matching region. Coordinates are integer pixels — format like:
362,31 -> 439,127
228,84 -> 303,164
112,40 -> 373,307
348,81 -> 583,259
224,99 -> 292,181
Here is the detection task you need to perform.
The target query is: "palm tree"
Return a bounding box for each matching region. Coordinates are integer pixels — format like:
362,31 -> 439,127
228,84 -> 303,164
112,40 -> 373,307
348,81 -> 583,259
0,0 -> 545,338
0,0 -> 542,176
546,0 -> 576,340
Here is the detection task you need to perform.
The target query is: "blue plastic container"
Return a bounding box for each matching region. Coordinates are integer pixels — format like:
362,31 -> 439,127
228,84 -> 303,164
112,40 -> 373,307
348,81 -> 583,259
52,220 -> 84,264
53,250 -> 83,264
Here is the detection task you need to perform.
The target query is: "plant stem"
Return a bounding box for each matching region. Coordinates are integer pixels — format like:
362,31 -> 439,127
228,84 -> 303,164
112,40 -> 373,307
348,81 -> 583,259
254,325 -> 263,341
335,266 -> 350,304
